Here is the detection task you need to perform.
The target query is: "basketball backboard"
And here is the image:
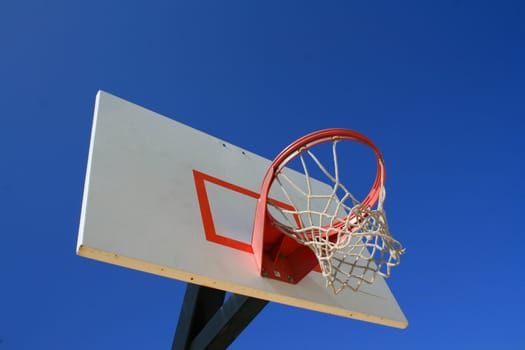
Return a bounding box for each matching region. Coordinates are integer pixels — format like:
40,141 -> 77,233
77,91 -> 407,329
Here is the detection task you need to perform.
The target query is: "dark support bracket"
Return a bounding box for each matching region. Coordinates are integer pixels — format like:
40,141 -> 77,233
172,284 -> 226,349
172,284 -> 268,350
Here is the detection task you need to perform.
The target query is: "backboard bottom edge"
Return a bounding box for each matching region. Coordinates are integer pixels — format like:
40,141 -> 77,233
77,244 -> 408,329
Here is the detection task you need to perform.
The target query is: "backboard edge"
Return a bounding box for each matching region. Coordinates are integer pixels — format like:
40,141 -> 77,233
77,244 -> 408,329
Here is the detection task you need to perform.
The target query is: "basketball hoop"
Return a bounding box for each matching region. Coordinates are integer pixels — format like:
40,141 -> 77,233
252,129 -> 405,294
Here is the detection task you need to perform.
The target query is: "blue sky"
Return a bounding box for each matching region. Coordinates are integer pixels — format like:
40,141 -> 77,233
1,1 -> 524,349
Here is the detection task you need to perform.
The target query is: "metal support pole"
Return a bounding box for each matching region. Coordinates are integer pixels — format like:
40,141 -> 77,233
172,284 -> 268,350
172,284 -> 226,349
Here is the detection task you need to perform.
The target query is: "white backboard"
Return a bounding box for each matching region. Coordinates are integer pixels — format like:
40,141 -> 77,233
77,91 -> 408,329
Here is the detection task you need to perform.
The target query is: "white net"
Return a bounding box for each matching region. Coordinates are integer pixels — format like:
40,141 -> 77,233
267,139 -> 405,294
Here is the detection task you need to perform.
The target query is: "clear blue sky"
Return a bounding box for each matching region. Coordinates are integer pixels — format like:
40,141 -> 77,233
1,1 -> 524,349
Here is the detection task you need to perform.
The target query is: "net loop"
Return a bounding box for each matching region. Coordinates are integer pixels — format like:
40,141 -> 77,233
265,129 -> 405,294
